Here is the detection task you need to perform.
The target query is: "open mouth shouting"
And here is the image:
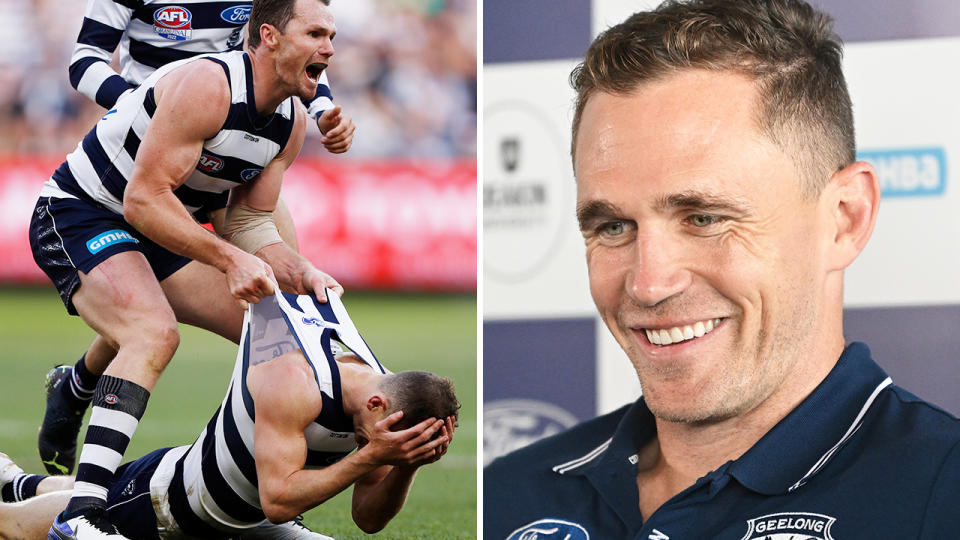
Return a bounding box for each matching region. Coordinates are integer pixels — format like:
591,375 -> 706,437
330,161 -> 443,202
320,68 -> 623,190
306,62 -> 327,85
643,318 -> 724,346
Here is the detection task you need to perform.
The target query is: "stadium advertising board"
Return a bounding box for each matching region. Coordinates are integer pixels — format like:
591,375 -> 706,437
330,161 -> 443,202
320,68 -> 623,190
0,157 -> 476,291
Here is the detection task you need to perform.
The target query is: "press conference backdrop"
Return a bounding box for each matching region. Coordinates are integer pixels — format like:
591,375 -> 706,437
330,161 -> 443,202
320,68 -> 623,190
483,0 -> 960,464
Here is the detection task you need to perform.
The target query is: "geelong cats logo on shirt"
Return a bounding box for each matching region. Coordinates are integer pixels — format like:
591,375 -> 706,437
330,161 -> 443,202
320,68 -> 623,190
741,512 -> 836,540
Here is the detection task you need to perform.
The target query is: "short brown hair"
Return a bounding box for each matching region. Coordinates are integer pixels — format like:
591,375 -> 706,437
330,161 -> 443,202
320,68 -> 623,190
381,371 -> 461,431
247,0 -> 330,50
570,0 -> 854,196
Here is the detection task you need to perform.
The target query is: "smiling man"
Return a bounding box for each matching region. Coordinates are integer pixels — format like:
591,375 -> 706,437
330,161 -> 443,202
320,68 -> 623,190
28,0 -> 345,537
484,1 -> 960,539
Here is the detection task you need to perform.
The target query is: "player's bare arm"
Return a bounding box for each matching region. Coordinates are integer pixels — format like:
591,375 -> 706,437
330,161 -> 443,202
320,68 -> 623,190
70,0 -> 135,108
247,353 -> 447,526
122,59 -> 277,308
316,105 -> 355,154
223,105 -> 343,302
350,415 -> 455,533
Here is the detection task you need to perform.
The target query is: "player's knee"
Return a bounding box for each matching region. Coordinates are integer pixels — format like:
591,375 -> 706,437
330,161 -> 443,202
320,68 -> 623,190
130,320 -> 181,363
153,323 -> 181,357
352,509 -> 388,534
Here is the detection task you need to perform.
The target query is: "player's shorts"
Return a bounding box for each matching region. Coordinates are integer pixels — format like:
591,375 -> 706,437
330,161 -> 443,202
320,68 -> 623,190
28,196 -> 192,315
106,447 -> 170,540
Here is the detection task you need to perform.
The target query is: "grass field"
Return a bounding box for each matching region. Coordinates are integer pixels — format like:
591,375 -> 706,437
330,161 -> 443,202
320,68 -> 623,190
0,287 -> 477,539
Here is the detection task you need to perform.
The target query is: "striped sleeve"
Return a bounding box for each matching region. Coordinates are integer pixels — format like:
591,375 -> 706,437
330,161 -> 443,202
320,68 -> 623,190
301,71 -> 335,120
69,0 -> 137,108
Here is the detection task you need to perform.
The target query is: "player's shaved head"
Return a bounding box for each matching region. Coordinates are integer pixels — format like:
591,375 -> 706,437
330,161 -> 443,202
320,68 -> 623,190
248,0 -> 331,50
381,371 -> 460,430
570,0 -> 854,197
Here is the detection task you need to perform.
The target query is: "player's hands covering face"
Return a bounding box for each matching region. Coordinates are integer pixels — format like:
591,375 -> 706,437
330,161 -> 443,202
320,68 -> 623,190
364,412 -> 451,468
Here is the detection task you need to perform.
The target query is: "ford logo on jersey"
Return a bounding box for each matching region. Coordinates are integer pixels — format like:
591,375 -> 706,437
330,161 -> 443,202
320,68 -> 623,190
197,154 -> 224,173
507,519 -> 589,540
154,6 -> 192,41
241,168 -> 262,181
86,230 -> 139,254
221,5 -> 251,24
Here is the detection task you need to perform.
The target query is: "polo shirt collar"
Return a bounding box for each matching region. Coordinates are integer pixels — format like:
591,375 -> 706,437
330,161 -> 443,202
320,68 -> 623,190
554,395 -> 655,527
727,341 -> 891,494
553,342 -> 891,500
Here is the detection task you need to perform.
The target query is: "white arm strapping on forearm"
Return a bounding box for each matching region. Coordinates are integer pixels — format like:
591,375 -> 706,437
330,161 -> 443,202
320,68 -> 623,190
221,204 -> 284,254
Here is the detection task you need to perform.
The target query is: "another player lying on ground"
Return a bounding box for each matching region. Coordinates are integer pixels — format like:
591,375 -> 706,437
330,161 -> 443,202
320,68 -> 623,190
1,291 -> 458,540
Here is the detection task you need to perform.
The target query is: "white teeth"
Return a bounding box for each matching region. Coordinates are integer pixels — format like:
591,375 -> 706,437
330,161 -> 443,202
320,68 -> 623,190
643,318 -> 722,347
669,327 -> 684,342
646,329 -> 661,345
659,329 -> 671,345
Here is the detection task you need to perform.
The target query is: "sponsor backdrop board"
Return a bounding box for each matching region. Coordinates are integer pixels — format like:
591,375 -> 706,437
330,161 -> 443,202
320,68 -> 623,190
483,0 -> 960,465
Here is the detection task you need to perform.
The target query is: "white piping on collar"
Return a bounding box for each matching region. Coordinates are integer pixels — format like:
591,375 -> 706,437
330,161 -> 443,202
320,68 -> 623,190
552,438 -> 613,475
788,377 -> 893,492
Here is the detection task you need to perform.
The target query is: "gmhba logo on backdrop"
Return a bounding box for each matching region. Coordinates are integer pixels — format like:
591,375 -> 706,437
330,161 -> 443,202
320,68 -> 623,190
484,399 -> 579,465
483,101 -> 572,282
858,147 -> 946,198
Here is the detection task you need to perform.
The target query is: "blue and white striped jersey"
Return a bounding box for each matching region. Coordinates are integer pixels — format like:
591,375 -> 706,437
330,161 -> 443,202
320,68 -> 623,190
162,291 -> 386,535
41,50 -> 296,218
71,0 -> 333,117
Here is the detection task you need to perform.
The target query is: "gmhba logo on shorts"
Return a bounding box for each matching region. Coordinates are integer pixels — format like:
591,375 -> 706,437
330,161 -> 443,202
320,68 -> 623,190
86,230 -> 139,254
483,399 -> 578,465
740,512 -> 836,540
507,518 -> 589,540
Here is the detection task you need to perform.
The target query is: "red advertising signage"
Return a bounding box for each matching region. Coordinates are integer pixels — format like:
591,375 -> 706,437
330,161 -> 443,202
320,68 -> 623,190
0,156 -> 476,291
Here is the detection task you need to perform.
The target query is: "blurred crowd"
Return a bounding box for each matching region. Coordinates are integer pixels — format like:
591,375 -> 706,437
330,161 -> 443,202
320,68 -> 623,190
0,0 -> 477,159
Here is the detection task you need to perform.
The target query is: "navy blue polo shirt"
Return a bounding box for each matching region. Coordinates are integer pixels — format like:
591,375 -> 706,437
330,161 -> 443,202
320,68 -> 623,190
484,343 -> 960,539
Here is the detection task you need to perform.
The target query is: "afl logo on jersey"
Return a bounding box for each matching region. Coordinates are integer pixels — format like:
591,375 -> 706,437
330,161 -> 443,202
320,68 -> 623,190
241,168 -> 262,181
154,6 -> 193,41
104,394 -> 119,405
221,5 -> 251,24
197,154 -> 224,173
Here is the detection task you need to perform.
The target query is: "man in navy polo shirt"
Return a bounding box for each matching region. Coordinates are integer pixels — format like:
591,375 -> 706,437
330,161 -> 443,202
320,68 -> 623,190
484,1 -> 960,538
